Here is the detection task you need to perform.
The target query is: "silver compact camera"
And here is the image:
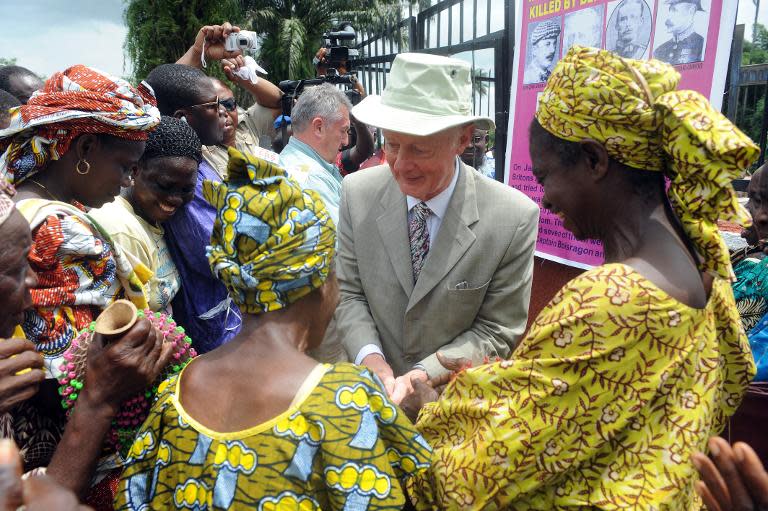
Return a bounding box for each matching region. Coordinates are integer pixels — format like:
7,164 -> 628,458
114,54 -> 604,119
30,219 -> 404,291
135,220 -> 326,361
225,31 -> 258,52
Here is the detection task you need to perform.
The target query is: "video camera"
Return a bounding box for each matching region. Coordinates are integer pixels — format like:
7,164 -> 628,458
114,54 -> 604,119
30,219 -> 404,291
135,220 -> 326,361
319,22 -> 359,72
276,23 -> 362,148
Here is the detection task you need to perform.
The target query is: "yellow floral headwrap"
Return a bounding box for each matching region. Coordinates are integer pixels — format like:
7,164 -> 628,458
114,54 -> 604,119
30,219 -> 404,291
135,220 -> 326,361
203,147 -> 336,314
536,46 -> 760,280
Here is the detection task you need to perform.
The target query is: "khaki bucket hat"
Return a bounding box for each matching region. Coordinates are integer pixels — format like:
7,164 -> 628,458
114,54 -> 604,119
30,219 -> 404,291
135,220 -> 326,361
351,52 -> 495,136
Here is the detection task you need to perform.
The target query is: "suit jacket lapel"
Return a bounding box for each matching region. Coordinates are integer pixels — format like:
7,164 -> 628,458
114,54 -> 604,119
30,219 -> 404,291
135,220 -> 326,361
407,162 -> 479,311
376,173 -> 414,296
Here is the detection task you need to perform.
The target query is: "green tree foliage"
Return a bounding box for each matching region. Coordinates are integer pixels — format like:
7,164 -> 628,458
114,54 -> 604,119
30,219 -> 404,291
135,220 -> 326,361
124,0 -> 240,82
0,57 -> 17,67
241,0 -> 404,81
743,23 -> 768,65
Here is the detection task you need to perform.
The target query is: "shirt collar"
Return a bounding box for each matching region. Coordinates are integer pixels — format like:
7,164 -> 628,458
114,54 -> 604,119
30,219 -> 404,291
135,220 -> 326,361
406,158 -> 460,220
284,137 -> 337,173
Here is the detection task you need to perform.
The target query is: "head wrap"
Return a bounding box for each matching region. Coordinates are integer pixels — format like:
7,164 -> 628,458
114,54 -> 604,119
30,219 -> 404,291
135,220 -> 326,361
141,115 -> 202,164
536,46 -> 760,280
0,65 -> 161,185
531,19 -> 561,46
204,147 -> 335,314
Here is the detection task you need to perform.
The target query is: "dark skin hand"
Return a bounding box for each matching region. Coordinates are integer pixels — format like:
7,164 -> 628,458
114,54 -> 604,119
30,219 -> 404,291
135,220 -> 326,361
693,437 -> 768,511
46,318 -> 173,497
0,440 -> 91,511
399,352 -> 471,422
0,338 -> 44,414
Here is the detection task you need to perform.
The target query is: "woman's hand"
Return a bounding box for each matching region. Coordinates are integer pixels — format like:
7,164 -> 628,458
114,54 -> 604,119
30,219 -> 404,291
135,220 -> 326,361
0,338 -> 44,414
693,436 -> 768,511
81,318 -> 172,413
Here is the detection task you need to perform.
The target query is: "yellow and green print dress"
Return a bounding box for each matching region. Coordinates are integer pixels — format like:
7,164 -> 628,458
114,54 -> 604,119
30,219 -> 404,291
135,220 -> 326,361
408,264 -> 755,510
115,363 -> 431,510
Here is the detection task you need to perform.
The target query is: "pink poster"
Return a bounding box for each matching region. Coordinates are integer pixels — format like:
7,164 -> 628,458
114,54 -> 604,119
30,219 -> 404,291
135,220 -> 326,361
504,0 -> 738,269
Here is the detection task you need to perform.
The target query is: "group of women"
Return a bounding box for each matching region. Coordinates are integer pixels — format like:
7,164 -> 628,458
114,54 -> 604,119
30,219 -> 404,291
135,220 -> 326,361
0,45 -> 764,510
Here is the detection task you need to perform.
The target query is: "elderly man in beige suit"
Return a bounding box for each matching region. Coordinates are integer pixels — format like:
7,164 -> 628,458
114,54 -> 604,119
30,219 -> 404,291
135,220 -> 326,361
336,52 -> 539,403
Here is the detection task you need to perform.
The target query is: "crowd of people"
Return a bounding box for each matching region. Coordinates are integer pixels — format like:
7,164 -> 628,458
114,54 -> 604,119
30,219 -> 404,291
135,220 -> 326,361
0,22 -> 765,511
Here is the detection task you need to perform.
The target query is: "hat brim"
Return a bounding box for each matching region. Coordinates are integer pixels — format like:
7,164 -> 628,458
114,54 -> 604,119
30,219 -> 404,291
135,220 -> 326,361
351,95 -> 495,136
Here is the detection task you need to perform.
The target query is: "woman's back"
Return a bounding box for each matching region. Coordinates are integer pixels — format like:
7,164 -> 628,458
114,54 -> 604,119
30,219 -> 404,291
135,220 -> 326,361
115,363 -> 431,510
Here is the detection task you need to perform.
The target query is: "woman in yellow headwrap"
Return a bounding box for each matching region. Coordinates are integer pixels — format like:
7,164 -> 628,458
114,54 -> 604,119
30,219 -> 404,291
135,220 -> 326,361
114,148 -> 431,510
405,46 -> 759,510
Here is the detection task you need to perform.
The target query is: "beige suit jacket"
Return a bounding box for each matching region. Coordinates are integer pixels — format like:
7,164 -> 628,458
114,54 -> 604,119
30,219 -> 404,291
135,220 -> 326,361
336,161 -> 539,377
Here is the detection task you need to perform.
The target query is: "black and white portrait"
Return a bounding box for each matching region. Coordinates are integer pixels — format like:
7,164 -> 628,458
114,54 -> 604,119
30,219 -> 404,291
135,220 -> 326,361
606,0 -> 653,59
562,6 -> 605,56
653,0 -> 710,65
524,17 -> 562,85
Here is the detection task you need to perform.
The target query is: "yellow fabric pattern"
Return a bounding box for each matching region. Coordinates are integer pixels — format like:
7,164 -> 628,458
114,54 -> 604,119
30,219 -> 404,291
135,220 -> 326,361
408,264 -> 755,510
203,147 -> 335,314
114,363 -> 431,510
536,46 -> 760,280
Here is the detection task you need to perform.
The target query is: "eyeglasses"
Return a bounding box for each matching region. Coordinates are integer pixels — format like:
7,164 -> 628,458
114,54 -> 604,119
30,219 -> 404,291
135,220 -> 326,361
188,96 -> 221,111
220,98 -> 237,112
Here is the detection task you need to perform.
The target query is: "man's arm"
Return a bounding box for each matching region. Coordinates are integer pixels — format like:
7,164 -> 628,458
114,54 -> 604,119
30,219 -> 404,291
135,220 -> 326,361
418,201 -> 539,378
176,24 -> 241,68
335,179 -> 400,394
222,60 -> 282,110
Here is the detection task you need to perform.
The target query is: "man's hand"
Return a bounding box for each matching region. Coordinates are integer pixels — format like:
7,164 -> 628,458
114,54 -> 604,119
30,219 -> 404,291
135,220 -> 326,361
361,353 -> 396,396
0,338 -> 44,414
390,369 -> 428,405
693,436 -> 768,511
81,318 -> 173,413
178,23 -> 242,68
221,56 -> 247,82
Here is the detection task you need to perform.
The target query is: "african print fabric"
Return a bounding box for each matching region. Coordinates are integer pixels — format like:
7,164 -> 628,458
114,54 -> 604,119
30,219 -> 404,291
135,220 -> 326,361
204,147 -> 335,314
536,46 -> 760,281
408,264 -> 755,510
732,257 -> 768,332
0,65 -> 159,185
16,198 -> 149,380
115,363 -> 431,510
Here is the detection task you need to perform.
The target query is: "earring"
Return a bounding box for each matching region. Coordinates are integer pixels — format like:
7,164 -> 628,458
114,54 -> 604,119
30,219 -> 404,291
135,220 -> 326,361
76,159 -> 91,175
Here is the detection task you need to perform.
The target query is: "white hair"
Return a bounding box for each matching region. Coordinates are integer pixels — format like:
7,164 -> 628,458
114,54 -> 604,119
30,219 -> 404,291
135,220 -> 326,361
291,83 -> 352,133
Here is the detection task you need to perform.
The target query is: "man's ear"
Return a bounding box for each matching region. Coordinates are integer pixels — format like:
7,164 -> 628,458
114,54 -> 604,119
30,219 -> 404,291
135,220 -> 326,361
579,139 -> 610,181
311,116 -> 324,137
456,124 -> 475,153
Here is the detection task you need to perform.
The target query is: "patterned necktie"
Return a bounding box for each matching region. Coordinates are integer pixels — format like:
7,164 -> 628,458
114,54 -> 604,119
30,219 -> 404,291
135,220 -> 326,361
409,202 -> 432,281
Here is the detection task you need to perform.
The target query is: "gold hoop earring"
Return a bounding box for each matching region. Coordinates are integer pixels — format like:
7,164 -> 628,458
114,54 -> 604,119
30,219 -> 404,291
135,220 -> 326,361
76,159 -> 90,175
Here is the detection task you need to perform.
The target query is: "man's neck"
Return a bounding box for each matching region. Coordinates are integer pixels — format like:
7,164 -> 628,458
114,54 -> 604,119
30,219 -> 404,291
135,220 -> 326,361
292,134 -> 334,165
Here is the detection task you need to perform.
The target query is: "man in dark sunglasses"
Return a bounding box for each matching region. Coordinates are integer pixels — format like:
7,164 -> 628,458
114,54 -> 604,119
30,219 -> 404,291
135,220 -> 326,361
200,71 -> 282,179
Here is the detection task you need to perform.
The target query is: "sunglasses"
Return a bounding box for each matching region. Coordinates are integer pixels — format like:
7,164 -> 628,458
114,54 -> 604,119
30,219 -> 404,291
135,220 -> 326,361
220,98 -> 237,112
188,96 -> 222,111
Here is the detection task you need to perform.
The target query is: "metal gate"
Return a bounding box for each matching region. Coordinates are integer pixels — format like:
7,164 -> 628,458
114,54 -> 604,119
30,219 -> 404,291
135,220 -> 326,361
352,0 -> 515,180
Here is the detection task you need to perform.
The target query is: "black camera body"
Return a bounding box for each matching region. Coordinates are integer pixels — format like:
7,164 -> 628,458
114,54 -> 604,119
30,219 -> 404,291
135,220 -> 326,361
321,22 -> 359,72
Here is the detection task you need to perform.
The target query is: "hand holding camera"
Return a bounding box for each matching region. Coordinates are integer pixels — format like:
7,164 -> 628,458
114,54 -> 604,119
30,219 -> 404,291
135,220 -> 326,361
191,23 -> 243,65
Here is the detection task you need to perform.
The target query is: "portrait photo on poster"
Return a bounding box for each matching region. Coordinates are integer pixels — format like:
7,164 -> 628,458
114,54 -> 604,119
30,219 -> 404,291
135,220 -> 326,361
606,0 -> 654,59
653,0 -> 711,65
562,5 -> 605,57
524,16 -> 562,85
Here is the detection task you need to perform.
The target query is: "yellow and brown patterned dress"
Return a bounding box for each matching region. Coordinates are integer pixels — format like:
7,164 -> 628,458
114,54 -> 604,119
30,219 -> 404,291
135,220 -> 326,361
408,264 -> 755,510
115,363 -> 431,510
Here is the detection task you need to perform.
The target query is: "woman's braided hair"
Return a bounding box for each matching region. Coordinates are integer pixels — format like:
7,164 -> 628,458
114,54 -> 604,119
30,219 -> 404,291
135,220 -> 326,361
141,115 -> 202,164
